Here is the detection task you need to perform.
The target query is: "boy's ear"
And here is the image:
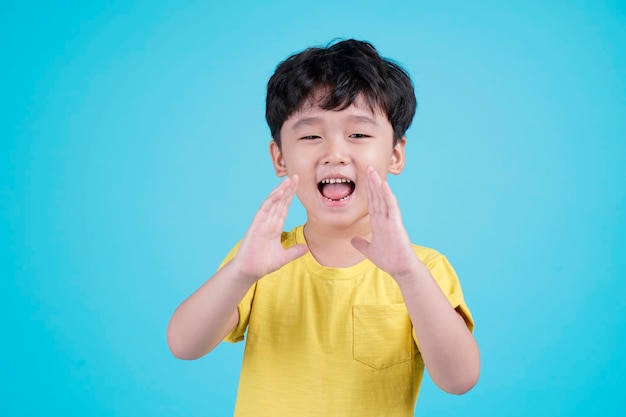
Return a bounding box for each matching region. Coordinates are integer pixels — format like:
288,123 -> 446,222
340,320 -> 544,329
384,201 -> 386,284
269,140 -> 288,177
388,137 -> 407,175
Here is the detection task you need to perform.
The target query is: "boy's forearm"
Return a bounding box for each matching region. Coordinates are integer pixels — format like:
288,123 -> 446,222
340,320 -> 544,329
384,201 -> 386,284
167,260 -> 252,360
394,262 -> 480,394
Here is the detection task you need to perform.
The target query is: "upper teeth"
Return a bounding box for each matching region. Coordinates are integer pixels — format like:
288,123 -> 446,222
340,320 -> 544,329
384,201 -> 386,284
321,178 -> 351,184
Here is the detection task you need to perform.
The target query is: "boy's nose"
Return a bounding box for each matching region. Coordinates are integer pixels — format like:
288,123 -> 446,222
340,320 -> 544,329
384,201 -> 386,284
322,140 -> 350,165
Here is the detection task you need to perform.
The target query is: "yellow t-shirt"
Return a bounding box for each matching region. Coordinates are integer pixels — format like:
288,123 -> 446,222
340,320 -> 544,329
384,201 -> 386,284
223,225 -> 473,417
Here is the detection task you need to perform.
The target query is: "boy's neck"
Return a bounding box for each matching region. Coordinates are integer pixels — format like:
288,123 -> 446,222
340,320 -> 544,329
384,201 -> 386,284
303,220 -> 371,268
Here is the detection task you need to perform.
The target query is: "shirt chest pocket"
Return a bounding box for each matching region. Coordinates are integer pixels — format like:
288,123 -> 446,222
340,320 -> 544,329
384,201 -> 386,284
352,304 -> 415,370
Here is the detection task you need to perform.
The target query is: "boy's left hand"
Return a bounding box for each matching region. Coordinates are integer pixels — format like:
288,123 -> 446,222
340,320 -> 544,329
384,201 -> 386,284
351,166 -> 422,282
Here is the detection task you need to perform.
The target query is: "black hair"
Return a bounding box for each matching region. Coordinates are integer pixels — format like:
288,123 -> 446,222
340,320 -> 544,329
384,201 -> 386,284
266,39 -> 417,147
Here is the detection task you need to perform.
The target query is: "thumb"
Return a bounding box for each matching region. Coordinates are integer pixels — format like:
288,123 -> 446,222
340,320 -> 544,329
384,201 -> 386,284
284,244 -> 309,263
351,237 -> 370,257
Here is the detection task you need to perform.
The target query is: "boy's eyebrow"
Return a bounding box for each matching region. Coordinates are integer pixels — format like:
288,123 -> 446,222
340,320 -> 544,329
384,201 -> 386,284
291,117 -> 322,130
347,115 -> 380,126
290,115 -> 380,130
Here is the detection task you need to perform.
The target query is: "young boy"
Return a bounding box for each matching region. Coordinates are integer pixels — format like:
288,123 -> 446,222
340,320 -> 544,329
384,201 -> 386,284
167,39 -> 480,416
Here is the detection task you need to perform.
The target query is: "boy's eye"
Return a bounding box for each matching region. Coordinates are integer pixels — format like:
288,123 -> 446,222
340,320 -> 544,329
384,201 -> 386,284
300,135 -> 321,140
349,133 -> 370,139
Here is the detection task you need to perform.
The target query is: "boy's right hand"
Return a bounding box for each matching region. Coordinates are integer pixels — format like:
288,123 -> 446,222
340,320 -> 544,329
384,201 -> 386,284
230,175 -> 309,285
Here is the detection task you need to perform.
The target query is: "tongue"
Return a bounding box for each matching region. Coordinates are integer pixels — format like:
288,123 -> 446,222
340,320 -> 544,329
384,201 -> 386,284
322,183 -> 352,200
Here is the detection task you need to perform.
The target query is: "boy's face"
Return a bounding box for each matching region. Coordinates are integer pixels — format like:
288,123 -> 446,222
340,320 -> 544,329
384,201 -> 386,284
270,94 -> 406,230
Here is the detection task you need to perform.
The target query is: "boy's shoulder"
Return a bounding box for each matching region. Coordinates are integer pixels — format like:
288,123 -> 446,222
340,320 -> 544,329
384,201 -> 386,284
411,243 -> 446,265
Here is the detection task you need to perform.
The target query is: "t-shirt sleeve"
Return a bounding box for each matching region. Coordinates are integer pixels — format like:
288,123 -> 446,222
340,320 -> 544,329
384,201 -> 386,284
224,282 -> 257,343
217,241 -> 257,344
420,248 -> 474,332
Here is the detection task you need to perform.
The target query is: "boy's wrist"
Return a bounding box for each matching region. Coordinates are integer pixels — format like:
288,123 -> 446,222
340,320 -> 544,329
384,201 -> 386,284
391,258 -> 428,287
226,258 -> 262,287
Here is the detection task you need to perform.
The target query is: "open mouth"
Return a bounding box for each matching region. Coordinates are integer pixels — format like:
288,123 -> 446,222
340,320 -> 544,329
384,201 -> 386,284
318,178 -> 356,202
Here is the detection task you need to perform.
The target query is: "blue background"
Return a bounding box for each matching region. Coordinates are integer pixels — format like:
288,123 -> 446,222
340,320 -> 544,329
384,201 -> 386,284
2,1 -> 625,416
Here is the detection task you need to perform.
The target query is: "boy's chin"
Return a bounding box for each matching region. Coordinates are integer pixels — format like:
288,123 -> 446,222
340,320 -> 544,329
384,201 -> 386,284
305,204 -> 370,228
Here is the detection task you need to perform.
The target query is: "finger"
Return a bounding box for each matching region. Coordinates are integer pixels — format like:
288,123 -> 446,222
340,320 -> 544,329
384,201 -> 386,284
273,175 -> 298,221
380,180 -> 400,219
261,176 -> 299,238
255,187 -> 284,224
253,177 -> 293,229
365,166 -> 378,214
266,175 -> 290,199
351,236 -> 370,256
283,243 -> 309,263
265,176 -> 293,211
366,166 -> 384,215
